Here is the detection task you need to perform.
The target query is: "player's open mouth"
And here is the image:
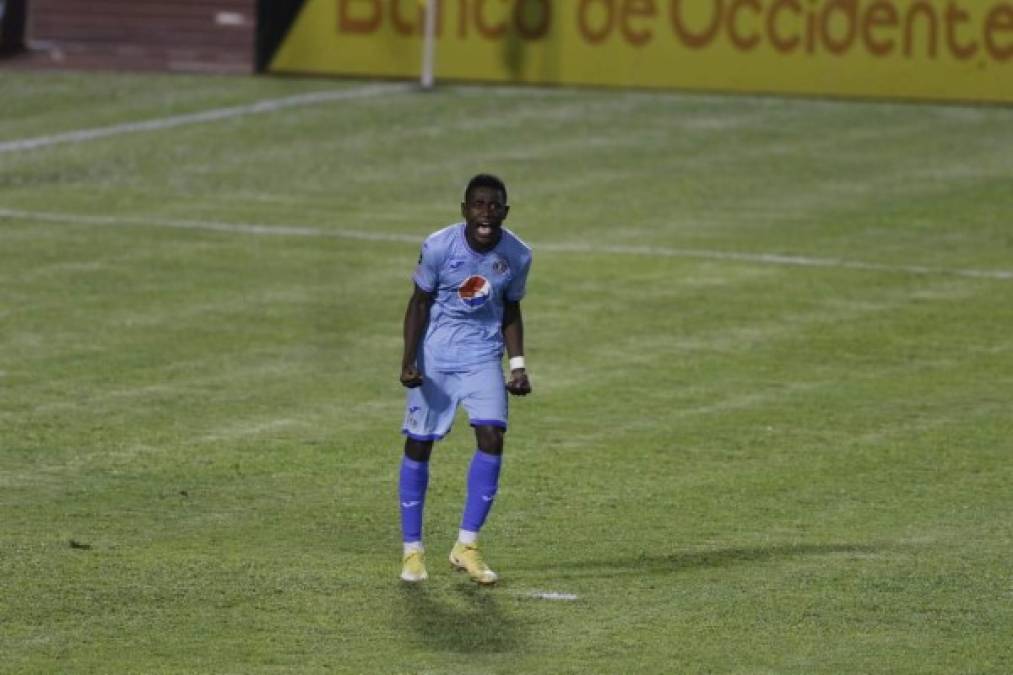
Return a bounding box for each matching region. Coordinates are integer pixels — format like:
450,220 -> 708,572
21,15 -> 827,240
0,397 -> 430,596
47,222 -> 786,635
476,224 -> 495,238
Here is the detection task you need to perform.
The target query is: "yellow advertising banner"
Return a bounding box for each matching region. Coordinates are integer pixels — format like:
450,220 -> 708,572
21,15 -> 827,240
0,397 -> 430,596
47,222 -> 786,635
270,0 -> 1013,103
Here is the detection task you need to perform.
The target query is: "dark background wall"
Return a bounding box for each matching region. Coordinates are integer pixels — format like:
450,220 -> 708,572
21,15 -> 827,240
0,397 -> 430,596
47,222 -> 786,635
1,0 -> 29,54
255,0 -> 305,72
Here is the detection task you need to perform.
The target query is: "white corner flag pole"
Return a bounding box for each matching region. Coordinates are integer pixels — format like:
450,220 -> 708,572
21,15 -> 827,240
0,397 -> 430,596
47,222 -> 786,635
420,0 -> 436,90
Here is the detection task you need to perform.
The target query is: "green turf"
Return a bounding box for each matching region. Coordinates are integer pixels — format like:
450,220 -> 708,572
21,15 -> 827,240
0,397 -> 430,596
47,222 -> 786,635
1,70 -> 1011,674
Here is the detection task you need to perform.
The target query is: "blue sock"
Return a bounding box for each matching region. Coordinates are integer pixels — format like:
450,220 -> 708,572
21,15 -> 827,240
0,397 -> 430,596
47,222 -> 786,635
399,457 -> 429,544
460,450 -> 502,533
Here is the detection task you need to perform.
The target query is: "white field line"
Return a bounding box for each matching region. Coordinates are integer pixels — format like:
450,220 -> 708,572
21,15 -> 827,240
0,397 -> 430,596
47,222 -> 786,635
0,84 -> 411,154
516,591 -> 580,601
538,241 -> 1013,281
0,208 -> 419,243
531,592 -> 579,601
1,207 -> 1010,281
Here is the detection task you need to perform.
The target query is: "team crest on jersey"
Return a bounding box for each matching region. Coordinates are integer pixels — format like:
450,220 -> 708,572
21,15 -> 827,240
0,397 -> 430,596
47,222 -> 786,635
458,275 -> 491,309
492,257 -> 510,275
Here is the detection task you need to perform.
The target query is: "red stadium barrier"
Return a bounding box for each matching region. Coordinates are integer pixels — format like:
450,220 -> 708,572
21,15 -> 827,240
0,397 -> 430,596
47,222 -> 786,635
16,0 -> 256,72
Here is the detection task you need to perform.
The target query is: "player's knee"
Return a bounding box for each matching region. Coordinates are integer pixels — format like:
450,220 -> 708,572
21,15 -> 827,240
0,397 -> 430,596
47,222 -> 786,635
474,425 -> 504,455
404,438 -> 433,462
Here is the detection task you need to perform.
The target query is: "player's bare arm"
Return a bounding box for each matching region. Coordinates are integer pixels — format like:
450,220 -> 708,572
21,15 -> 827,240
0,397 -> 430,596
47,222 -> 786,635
502,300 -> 531,396
401,283 -> 433,388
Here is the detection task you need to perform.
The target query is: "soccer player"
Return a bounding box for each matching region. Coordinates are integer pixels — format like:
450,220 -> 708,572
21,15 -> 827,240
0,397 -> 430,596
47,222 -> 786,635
398,174 -> 532,585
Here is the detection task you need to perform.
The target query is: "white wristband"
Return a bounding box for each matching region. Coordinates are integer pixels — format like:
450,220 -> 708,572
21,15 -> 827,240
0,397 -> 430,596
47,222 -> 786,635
509,356 -> 526,371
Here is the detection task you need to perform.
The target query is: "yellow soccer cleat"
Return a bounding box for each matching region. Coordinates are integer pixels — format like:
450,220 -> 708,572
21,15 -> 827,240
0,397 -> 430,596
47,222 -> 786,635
400,549 -> 428,583
449,542 -> 498,585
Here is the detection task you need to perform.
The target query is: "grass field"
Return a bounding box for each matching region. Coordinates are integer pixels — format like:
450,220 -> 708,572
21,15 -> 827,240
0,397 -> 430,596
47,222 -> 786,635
1,70 -> 1011,673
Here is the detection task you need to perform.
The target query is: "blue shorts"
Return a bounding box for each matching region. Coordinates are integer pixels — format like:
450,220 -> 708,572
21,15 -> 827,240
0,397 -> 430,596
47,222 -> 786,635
402,363 -> 508,442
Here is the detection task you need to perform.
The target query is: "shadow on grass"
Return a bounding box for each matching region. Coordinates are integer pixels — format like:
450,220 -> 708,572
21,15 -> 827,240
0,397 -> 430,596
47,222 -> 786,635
517,543 -> 886,579
397,581 -> 524,653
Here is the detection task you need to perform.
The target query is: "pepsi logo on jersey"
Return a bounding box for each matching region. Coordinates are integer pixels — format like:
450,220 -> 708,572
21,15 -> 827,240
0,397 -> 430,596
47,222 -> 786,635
458,275 -> 491,309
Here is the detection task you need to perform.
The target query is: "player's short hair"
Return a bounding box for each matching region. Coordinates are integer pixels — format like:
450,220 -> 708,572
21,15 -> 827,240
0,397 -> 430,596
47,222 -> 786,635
464,174 -> 508,204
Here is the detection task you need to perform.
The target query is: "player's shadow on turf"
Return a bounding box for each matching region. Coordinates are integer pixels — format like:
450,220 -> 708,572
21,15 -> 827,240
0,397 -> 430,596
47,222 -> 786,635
398,583 -> 523,653
523,543 -> 884,579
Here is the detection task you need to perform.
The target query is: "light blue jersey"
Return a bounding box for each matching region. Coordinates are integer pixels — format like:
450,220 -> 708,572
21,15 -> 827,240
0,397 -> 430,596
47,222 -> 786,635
413,222 -> 532,373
